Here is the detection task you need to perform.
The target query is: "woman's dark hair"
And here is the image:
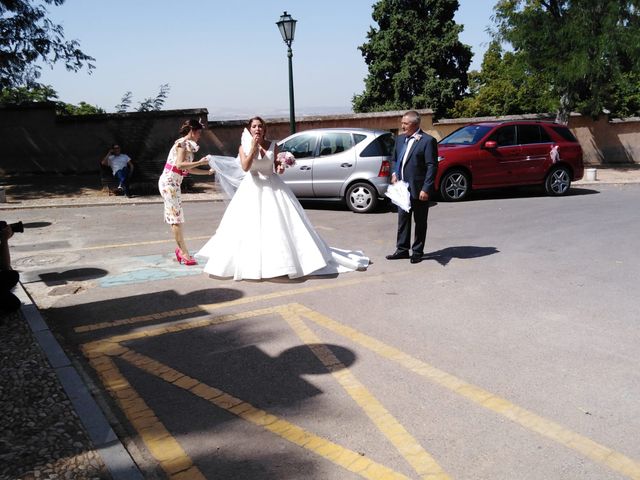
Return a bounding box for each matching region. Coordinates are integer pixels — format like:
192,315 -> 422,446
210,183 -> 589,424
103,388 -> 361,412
247,116 -> 267,134
179,119 -> 205,136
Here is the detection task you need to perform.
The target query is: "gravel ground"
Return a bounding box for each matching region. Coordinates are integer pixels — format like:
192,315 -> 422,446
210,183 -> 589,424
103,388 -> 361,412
0,309 -> 110,480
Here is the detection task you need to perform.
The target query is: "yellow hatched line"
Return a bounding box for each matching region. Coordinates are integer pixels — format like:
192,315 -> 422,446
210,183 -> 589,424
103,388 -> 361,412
75,271 -> 401,333
86,354 -> 205,480
291,303 -> 640,480
82,323 -> 411,480
60,236 -> 212,252
281,307 -> 450,480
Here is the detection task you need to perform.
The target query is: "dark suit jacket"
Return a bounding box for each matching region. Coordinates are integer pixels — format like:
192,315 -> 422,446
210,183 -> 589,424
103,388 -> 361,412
392,130 -> 438,199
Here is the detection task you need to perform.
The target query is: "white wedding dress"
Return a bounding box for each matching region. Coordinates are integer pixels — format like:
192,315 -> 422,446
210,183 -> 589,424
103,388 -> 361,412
196,140 -> 369,280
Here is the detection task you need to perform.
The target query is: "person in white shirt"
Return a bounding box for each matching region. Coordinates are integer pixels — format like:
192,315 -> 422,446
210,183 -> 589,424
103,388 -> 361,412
101,144 -> 134,197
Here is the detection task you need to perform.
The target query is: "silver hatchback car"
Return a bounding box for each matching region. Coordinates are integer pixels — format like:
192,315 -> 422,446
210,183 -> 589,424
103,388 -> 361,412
277,128 -> 394,213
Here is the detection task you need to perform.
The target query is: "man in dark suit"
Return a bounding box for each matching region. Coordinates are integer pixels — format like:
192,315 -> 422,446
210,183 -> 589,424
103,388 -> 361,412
386,111 -> 438,264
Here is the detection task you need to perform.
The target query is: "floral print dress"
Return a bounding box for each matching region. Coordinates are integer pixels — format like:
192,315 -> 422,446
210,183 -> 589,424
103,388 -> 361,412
158,138 -> 198,224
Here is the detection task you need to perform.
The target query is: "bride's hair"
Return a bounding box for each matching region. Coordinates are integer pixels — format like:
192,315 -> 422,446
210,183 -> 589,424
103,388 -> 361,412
179,119 -> 205,136
247,116 -> 267,134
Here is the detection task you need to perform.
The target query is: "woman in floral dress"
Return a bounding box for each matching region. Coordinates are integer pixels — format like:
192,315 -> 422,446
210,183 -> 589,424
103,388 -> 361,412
158,119 -> 213,265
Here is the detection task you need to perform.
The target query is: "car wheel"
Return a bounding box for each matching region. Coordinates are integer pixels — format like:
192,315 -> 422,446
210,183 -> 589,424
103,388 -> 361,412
440,170 -> 470,201
544,166 -> 572,196
346,182 -> 378,213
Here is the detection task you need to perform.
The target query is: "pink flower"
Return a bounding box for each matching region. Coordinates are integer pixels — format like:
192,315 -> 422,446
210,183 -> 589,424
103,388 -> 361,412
277,151 -> 296,167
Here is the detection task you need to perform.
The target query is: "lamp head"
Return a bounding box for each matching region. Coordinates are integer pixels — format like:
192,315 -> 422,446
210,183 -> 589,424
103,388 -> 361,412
276,11 -> 297,45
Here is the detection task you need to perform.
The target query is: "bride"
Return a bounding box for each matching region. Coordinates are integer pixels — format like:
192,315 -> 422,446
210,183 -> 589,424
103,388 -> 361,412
196,116 -> 369,281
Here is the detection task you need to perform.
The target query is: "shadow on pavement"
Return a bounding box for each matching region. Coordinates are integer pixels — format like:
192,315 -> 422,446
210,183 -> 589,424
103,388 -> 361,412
425,245 -> 499,266
43,287 -> 359,479
455,185 -> 599,202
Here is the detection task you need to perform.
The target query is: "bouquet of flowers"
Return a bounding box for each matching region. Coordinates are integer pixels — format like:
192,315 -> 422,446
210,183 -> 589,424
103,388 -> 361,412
276,151 -> 296,168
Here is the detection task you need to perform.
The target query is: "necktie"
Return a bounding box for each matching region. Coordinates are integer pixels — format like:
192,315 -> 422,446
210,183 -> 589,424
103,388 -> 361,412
397,137 -> 409,179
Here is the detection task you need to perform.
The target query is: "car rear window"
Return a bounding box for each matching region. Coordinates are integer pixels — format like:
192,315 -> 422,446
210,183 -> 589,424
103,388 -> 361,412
360,133 -> 394,157
550,126 -> 578,142
440,125 -> 492,145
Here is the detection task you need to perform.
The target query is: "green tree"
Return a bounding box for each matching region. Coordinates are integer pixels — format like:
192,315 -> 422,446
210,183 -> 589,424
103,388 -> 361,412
0,84 -> 104,114
115,91 -> 133,113
0,84 -> 58,103
451,41 -> 555,117
0,0 -> 95,91
115,84 -> 170,113
493,0 -> 640,123
609,72 -> 640,117
56,101 -> 104,115
353,0 -> 472,117
137,83 -> 170,112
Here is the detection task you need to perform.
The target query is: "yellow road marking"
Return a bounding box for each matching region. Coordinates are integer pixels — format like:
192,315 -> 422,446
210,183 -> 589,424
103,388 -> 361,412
82,301 -> 640,479
120,348 -> 410,480
87,354 -> 205,480
282,307 -> 450,480
291,304 -> 640,480
75,271 -> 403,333
61,236 -> 211,252
82,305 -> 414,479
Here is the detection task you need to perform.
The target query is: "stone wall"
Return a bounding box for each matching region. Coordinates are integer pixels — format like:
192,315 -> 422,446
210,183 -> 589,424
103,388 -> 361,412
1,103 -> 638,176
0,103 -> 213,177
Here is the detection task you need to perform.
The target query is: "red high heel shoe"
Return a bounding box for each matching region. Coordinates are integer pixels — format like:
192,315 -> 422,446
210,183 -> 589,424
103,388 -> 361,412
175,248 -> 197,266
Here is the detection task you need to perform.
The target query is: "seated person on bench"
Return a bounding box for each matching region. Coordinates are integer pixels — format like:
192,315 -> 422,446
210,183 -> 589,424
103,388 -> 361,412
101,144 -> 134,196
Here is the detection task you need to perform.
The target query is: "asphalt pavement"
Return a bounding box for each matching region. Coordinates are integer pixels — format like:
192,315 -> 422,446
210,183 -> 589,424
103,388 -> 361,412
1,167 -> 639,480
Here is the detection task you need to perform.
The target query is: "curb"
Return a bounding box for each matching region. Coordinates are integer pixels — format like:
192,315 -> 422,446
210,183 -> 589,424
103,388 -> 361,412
14,284 -> 144,480
0,196 -> 226,211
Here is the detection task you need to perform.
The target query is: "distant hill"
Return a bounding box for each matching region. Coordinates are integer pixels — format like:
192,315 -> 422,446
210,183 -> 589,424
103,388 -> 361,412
207,105 -> 353,121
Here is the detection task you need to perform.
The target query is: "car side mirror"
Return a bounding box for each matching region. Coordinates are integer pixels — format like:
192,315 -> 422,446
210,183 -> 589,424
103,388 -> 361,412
484,140 -> 497,149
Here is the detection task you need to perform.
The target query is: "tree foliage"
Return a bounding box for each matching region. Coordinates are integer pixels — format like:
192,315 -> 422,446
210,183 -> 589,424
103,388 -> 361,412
114,91 -> 133,113
493,0 -> 640,122
137,83 -> 170,112
0,84 -> 58,103
115,84 -> 171,113
353,0 -> 472,117
0,0 -> 95,91
0,84 -> 104,114
451,41 -> 556,117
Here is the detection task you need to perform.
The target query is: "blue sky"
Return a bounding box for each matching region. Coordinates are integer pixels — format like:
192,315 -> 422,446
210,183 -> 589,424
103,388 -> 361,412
38,1 -> 495,119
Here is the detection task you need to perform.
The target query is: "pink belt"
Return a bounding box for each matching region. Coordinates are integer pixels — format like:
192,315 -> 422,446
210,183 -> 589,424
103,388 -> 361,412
164,163 -> 188,176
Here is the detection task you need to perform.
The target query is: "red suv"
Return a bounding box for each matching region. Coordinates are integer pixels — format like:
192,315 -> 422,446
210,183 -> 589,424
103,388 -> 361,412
436,121 -> 584,201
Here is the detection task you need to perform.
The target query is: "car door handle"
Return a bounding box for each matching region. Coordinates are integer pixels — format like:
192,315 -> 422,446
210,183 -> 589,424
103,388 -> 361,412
340,163 -> 353,168
300,166 -> 311,170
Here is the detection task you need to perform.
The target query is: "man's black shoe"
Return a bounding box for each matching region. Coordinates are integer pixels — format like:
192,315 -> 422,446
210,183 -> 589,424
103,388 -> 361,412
410,254 -> 423,264
386,251 -> 410,260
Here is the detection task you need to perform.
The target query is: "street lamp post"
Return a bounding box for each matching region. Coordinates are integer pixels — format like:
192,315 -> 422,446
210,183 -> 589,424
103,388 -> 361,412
276,11 -> 297,134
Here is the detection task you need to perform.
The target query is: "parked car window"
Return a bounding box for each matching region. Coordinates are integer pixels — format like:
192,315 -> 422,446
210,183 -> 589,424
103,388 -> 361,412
281,134 -> 317,159
551,125 -> 578,142
539,126 -> 552,142
490,125 -> 517,147
354,134 -> 367,145
518,124 -> 551,144
318,133 -> 353,156
360,132 -> 394,157
440,125 -> 492,145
